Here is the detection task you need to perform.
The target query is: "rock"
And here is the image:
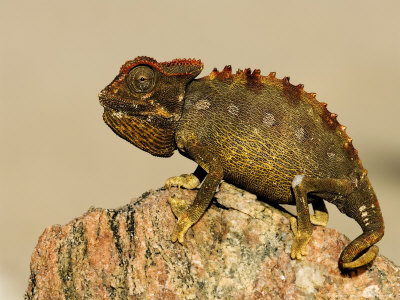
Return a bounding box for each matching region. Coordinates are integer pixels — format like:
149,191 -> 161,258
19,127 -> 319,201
25,183 -> 400,299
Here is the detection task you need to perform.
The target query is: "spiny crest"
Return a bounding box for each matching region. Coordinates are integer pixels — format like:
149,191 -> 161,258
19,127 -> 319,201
344,138 -> 359,159
282,76 -> 304,105
207,67 -> 308,94
206,64 -> 359,160
119,56 -> 203,78
209,65 -> 233,80
319,99 -> 341,130
317,98 -> 359,160
207,66 -> 265,87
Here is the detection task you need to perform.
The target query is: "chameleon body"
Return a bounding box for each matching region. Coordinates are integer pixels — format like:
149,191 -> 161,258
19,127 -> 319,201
99,56 -> 384,271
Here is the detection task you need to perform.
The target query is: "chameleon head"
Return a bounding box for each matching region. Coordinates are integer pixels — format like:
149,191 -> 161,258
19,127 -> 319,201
98,56 -> 203,157
99,56 -> 203,120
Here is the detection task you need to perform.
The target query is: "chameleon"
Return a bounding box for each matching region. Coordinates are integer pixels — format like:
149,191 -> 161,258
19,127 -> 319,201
98,56 -> 384,271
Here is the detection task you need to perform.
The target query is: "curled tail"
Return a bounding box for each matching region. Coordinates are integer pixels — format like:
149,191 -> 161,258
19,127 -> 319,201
339,231 -> 383,270
339,176 -> 384,270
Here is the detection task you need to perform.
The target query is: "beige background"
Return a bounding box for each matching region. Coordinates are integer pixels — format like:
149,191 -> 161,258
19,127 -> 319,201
1,0 -> 399,297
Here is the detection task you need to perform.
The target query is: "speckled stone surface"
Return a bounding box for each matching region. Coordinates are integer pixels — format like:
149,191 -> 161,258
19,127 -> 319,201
26,183 -> 400,299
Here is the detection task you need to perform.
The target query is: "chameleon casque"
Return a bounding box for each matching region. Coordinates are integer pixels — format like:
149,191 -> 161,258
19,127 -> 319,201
99,56 -> 384,271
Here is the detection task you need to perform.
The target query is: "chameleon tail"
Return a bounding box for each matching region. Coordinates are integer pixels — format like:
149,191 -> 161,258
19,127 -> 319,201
339,176 -> 384,270
339,232 -> 382,270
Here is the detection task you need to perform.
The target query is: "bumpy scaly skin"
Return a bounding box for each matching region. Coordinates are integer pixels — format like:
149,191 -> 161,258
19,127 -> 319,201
99,56 -> 384,271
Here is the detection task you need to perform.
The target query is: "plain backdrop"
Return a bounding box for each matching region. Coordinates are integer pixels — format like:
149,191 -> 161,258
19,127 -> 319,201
1,0 -> 399,297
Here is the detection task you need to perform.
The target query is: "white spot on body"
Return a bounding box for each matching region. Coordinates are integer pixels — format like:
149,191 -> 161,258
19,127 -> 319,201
371,204 -> 375,208
361,211 -> 368,218
359,205 -> 366,212
195,99 -> 211,110
227,104 -> 239,115
178,94 -> 184,101
327,152 -> 336,159
295,128 -> 306,140
292,175 -> 304,188
263,113 -> 276,127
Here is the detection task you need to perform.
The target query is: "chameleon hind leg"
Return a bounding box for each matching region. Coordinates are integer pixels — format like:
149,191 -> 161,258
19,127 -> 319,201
291,198 -> 328,240
310,198 -> 329,226
290,175 -> 354,260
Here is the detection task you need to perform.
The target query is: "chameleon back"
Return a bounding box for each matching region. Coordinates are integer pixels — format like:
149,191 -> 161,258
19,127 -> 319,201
176,71 -> 362,202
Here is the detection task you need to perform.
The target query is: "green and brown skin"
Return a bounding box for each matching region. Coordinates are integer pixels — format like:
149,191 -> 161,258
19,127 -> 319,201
99,56 -> 384,271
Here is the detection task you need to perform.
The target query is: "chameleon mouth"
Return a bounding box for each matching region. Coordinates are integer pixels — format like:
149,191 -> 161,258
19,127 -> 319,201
98,91 -> 112,107
99,94 -> 151,119
103,107 -> 175,128
99,92 -> 173,119
103,107 -> 151,123
102,107 -> 170,123
98,94 -> 137,114
104,107 -> 129,119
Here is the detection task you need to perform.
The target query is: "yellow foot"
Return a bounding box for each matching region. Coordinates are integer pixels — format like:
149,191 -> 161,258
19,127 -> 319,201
168,195 -> 190,219
171,213 -> 193,245
290,217 -> 298,234
290,217 -> 312,260
310,210 -> 329,227
168,196 -> 195,245
165,174 -> 200,190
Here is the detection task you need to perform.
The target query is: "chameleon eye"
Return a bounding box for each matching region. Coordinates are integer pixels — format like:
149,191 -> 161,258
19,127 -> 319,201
127,65 -> 156,93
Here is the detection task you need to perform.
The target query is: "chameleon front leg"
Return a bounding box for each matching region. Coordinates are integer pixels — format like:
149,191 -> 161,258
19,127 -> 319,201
166,166 -> 207,222
170,141 -> 223,244
290,175 -> 354,260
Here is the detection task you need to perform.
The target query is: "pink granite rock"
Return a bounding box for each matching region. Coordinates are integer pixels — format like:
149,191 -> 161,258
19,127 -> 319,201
26,183 -> 400,299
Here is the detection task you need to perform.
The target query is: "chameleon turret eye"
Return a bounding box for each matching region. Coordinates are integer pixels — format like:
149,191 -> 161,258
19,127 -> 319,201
126,65 -> 156,93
